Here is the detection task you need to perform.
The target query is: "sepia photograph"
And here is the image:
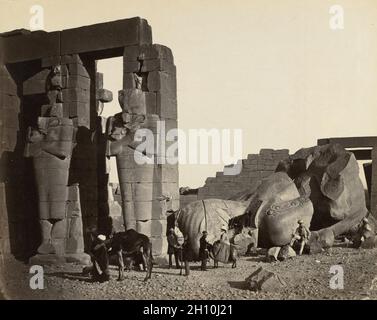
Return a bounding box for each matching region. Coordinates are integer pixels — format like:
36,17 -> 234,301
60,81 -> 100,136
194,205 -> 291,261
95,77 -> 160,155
0,0 -> 377,307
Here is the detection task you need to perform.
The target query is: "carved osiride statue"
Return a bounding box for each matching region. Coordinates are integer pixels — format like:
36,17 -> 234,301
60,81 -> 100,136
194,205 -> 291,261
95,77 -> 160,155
24,117 -> 75,255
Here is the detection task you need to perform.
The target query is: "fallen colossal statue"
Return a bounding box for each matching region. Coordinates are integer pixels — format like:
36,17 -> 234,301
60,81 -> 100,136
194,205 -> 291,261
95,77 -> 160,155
176,143 -> 375,255
276,143 -> 374,251
174,199 -> 249,258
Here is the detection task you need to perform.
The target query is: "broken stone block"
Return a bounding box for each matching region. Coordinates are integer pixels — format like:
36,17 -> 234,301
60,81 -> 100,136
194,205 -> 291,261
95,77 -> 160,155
278,245 -> 296,261
245,267 -> 286,292
267,246 -> 281,262
96,88 -> 113,103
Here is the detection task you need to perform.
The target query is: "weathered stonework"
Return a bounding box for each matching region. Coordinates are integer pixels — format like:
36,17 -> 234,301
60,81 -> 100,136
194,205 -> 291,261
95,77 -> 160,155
106,43 -> 179,258
0,18 -> 178,265
180,149 -> 290,204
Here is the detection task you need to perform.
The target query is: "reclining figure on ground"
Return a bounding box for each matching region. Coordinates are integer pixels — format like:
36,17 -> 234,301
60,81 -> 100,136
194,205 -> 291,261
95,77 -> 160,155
231,143 -> 375,252
177,143 -> 376,255
173,199 -> 250,259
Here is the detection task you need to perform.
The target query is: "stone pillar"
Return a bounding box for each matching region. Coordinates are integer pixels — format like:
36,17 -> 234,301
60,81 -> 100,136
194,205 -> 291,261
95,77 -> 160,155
58,55 -> 98,239
122,44 -> 179,260
0,64 -> 20,256
95,71 -> 114,236
22,56 -> 90,264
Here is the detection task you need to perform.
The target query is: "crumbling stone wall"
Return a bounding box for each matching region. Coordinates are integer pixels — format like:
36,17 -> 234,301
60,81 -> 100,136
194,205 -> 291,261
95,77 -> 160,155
180,149 -> 290,205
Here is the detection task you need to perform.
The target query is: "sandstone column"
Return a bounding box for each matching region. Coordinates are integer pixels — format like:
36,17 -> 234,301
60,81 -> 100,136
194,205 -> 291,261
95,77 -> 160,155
106,44 -> 179,262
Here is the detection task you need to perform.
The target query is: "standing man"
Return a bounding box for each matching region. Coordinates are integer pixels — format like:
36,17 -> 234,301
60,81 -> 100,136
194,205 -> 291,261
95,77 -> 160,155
180,235 -> 191,276
167,228 -> 181,269
290,220 -> 310,255
199,231 -> 211,271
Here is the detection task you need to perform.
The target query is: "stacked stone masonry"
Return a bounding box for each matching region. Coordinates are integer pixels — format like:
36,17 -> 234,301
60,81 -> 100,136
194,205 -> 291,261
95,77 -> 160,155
0,18 -> 178,262
188,149 -> 290,203
119,44 -> 179,257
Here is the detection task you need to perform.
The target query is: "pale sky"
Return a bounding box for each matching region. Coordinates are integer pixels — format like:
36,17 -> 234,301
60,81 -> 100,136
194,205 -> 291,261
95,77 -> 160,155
1,0 -> 377,187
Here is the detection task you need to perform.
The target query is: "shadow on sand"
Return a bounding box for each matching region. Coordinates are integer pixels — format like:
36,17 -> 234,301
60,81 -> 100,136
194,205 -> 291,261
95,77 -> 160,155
45,271 -> 95,283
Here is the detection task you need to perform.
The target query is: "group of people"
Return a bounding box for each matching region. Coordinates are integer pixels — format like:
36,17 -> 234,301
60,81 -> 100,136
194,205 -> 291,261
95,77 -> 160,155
85,215 -> 374,282
167,224 -> 232,275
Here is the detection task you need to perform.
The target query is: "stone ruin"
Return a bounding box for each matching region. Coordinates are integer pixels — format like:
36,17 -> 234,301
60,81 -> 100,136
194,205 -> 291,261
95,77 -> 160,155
0,17 -> 178,264
178,142 -> 377,257
1,17 -> 377,267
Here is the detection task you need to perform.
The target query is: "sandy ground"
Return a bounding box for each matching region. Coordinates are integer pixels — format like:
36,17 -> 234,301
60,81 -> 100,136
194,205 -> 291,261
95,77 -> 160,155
1,246 -> 377,300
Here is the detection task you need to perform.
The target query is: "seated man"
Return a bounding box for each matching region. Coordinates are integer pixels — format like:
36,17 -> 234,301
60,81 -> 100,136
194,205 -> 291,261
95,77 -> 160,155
83,234 -> 110,282
290,220 -> 310,255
